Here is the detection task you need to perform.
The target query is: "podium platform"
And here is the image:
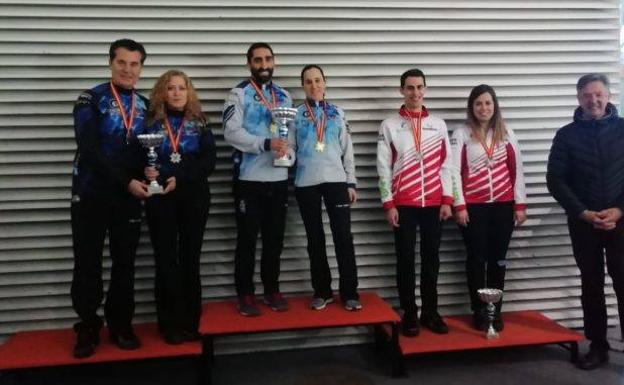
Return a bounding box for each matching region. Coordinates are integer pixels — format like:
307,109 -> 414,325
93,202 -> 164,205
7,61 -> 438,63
0,323 -> 204,381
199,292 -> 401,383
383,310 -> 583,375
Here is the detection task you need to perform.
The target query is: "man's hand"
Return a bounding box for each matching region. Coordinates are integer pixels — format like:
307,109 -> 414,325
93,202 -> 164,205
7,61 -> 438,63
580,210 -> 613,230
128,179 -> 149,199
163,177 -> 176,194
455,209 -> 469,227
439,204 -> 452,221
348,188 -> 357,205
514,210 -> 527,226
594,207 -> 622,230
385,208 -> 399,228
270,138 -> 288,159
144,166 -> 159,182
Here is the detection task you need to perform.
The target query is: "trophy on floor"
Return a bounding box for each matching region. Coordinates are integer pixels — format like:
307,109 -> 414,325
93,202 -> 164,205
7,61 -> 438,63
137,133 -> 165,195
270,107 -> 297,167
477,288 -> 503,339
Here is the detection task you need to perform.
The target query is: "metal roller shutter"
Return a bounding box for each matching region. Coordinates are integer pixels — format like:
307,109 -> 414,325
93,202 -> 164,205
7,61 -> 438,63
0,0 -> 620,352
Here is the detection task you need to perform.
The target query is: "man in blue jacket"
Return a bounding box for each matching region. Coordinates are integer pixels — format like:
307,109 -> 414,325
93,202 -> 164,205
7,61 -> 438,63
547,73 -> 624,370
71,39 -> 150,358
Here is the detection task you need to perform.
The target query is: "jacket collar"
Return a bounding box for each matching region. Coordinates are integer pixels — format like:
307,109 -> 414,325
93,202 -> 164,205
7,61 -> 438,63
573,103 -> 619,127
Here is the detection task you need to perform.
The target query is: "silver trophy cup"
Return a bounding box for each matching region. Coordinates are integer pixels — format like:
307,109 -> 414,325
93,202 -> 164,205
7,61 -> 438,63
270,107 -> 297,167
477,288 -> 503,339
137,133 -> 165,196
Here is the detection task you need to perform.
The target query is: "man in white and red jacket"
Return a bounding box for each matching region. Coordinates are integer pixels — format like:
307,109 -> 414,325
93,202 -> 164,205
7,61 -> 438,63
377,68 -> 453,337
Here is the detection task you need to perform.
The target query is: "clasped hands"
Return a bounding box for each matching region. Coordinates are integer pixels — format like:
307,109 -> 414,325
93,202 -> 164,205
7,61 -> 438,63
580,208 -> 622,231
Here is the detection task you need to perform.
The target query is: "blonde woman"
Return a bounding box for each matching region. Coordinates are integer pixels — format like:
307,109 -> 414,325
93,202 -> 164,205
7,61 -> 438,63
139,70 -> 216,344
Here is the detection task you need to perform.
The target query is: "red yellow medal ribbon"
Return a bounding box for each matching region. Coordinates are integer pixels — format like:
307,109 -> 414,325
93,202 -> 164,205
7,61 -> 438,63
163,115 -> 185,155
304,100 -> 327,146
477,130 -> 497,166
109,80 -> 136,137
249,79 -> 277,111
406,112 -> 423,156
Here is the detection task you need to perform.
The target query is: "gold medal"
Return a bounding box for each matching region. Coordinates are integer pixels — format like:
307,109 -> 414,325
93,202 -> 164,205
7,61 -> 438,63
270,122 -> 278,134
170,152 -> 182,163
305,101 -> 327,155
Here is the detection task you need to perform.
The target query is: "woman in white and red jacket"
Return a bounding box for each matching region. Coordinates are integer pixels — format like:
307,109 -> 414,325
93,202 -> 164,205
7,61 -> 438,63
451,84 -> 527,332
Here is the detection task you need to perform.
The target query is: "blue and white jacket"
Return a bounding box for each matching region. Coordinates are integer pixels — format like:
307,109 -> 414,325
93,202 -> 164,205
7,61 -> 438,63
222,79 -> 294,182
136,109 -> 216,194
72,82 -> 148,198
293,100 -> 356,188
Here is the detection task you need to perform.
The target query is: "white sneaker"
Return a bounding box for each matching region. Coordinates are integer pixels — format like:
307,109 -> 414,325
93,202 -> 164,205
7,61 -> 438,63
310,297 -> 334,310
344,299 -> 362,311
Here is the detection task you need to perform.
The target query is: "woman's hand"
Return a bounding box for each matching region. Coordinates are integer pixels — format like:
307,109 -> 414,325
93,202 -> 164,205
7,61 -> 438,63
514,210 -> 527,226
163,177 -> 176,194
385,208 -> 399,228
348,188 -> 357,205
439,204 -> 452,221
455,209 -> 469,227
144,166 -> 159,182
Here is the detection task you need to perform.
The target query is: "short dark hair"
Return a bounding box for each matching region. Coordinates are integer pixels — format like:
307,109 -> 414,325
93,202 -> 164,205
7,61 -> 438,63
246,42 -> 274,64
400,68 -> 426,88
576,73 -> 610,92
109,39 -> 147,64
300,64 -> 326,85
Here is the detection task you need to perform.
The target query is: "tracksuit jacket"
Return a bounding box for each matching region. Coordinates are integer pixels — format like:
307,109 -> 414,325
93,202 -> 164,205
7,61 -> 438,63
377,106 -> 453,210
222,79 -> 294,181
293,100 -> 356,188
451,125 -> 526,212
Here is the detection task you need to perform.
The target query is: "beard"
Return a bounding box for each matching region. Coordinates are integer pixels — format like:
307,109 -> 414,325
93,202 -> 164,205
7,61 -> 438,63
251,67 -> 273,84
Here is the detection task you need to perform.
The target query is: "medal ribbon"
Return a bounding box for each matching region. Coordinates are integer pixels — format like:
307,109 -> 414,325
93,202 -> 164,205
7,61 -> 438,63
163,115 -> 185,155
405,111 -> 423,155
304,101 -> 327,144
477,130 -> 496,162
109,80 -> 136,136
249,79 -> 277,111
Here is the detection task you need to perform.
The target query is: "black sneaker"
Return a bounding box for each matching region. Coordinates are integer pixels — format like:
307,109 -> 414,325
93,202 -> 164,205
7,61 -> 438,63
420,312 -> 449,334
237,295 -> 261,317
263,292 -> 289,312
162,329 -> 184,345
493,312 -> 504,332
109,329 -> 141,350
180,329 -> 201,342
73,326 -> 100,359
401,311 -> 420,337
473,309 -> 488,331
577,348 -> 609,370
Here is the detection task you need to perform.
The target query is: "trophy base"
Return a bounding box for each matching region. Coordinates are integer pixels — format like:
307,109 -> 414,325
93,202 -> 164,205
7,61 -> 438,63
273,156 -> 292,167
147,183 -> 164,196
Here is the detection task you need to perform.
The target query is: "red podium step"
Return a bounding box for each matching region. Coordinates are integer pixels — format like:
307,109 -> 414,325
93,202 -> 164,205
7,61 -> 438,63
199,292 -> 401,383
0,323 -> 203,379
199,291 -> 400,335
384,310 -> 583,375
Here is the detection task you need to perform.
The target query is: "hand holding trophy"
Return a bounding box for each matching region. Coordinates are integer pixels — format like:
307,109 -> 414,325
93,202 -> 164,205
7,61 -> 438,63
137,133 -> 165,195
270,106 -> 297,167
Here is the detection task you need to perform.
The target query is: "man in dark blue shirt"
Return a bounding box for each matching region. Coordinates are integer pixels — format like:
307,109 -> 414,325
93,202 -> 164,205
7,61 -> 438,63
70,39 -> 150,358
547,73 -> 624,370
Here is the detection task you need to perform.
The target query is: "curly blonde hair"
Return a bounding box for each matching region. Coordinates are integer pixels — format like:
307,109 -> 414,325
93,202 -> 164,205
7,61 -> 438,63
148,69 -> 206,126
